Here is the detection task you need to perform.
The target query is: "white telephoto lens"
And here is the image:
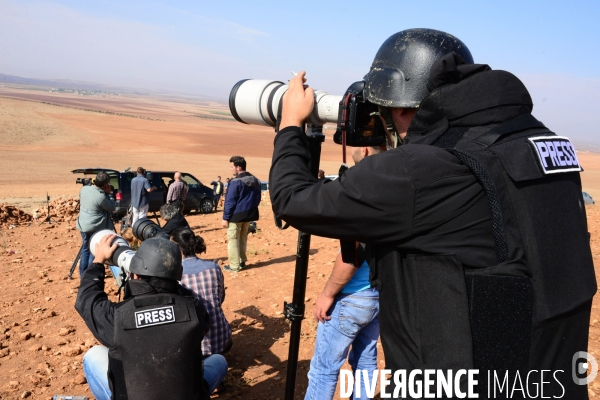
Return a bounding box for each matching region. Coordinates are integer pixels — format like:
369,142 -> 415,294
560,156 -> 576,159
230,79 -> 341,128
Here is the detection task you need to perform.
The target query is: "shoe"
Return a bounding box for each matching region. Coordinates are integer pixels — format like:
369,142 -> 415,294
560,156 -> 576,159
240,262 -> 246,270
224,265 -> 241,273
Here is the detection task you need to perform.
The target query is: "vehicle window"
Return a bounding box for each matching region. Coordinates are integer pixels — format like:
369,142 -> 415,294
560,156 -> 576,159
109,176 -> 119,190
150,174 -> 164,191
182,174 -> 200,189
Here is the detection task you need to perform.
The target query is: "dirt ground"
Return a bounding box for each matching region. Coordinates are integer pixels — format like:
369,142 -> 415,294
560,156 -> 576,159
1,87 -> 600,399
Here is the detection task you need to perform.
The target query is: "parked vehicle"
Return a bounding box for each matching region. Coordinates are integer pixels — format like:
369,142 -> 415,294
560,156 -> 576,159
261,181 -> 269,193
583,191 -> 595,205
72,168 -> 215,215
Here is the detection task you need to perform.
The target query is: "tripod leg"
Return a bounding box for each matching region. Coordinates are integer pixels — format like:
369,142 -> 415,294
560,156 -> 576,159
284,132 -> 324,400
284,230 -> 311,400
68,242 -> 84,279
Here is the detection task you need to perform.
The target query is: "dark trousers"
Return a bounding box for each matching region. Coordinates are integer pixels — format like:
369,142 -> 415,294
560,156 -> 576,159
79,231 -> 96,277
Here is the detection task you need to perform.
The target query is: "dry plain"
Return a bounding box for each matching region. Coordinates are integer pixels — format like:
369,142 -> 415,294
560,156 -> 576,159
0,86 -> 599,399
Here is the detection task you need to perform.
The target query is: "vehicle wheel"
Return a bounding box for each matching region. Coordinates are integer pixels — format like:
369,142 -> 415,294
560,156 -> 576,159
199,198 -> 214,214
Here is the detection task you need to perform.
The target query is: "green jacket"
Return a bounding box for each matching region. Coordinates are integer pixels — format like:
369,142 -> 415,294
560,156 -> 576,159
76,185 -> 116,233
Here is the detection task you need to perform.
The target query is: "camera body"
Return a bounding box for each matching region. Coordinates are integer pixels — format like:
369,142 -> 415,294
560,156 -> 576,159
333,81 -> 387,147
76,177 -> 92,186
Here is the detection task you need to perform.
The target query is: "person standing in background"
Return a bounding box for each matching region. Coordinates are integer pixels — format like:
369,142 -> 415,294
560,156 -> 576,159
130,167 -> 156,224
76,171 -> 116,277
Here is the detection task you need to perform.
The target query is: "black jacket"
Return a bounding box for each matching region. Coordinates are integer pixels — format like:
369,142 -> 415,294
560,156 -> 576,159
162,213 -> 190,236
270,67 -> 595,398
75,263 -> 210,399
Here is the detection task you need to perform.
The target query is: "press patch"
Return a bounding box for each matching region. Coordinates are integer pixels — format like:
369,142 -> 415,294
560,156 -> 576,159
134,306 -> 175,328
528,136 -> 582,174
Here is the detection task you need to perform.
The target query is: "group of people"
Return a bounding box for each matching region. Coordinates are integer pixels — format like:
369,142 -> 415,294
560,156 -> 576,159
76,227 -> 231,400
76,156 -> 262,275
73,156 -> 263,399
73,27 -> 596,400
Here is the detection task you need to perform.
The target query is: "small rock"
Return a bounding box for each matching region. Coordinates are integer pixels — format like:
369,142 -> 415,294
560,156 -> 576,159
37,361 -> 50,370
28,344 -> 41,351
19,332 -> 31,341
58,327 -> 71,336
72,373 -> 86,385
9,380 -> 19,388
63,345 -> 82,357
21,390 -> 31,398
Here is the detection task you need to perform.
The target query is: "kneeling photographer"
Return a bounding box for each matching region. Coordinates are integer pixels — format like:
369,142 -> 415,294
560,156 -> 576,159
75,225 -> 228,400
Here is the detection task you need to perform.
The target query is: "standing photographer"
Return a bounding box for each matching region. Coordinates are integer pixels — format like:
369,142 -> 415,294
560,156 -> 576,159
210,176 -> 224,212
76,171 -> 115,276
131,167 -> 157,224
76,234 -> 228,400
270,29 -> 595,398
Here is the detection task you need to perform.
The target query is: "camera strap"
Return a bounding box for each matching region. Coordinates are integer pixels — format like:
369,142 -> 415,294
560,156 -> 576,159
340,92 -> 354,164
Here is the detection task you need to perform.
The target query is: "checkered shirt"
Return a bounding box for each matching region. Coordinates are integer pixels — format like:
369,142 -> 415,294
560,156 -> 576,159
180,257 -> 232,356
167,181 -> 188,203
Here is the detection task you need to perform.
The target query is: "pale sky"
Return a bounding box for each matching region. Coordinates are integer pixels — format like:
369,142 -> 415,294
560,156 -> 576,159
1,0 -> 599,144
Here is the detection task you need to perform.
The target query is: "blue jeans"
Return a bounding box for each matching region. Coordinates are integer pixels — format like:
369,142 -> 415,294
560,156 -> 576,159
83,345 -> 228,400
79,231 -> 95,277
304,288 -> 380,400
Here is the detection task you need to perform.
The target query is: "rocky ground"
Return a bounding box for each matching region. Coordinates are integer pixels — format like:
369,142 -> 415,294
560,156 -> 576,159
0,200 -> 599,399
0,196 -> 384,399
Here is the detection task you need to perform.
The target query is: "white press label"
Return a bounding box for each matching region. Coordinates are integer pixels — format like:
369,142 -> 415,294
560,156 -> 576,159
528,136 -> 582,174
134,306 -> 175,329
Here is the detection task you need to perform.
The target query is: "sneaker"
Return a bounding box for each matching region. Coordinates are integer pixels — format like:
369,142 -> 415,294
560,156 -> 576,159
240,262 -> 246,270
224,265 -> 241,273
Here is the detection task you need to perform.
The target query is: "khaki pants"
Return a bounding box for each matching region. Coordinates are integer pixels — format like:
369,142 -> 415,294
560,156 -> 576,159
227,221 -> 249,270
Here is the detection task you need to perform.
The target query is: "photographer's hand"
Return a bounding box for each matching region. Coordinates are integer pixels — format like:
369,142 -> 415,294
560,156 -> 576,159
313,251 -> 358,323
92,234 -> 118,264
314,291 -> 334,323
280,71 -> 314,129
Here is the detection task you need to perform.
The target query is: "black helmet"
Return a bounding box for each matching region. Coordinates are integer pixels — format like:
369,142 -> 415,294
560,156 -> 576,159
129,238 -> 183,280
364,28 -> 473,108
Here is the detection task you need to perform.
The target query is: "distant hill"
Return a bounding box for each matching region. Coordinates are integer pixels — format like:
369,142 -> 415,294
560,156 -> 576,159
0,73 -> 115,91
574,141 -> 600,153
0,72 -> 225,103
